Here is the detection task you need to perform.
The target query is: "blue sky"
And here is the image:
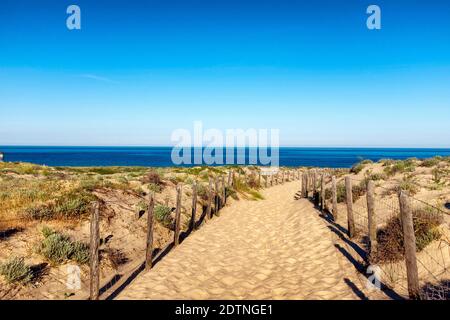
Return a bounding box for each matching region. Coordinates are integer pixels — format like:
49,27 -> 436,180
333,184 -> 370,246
0,0 -> 449,147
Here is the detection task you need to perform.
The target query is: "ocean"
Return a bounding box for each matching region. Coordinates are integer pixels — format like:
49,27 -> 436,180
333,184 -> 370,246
0,146 -> 449,168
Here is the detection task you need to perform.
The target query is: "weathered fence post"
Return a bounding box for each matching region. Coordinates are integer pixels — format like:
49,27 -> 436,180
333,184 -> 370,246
145,193 -> 155,270
258,172 -> 261,187
345,177 -> 356,238
221,175 -> 226,205
227,170 -> 233,187
190,181 -> 197,231
89,202 -> 100,300
367,180 -> 377,256
399,191 -> 420,299
214,176 -> 220,215
321,174 -> 325,211
332,176 -> 338,220
271,173 -> 274,186
302,173 -> 307,198
174,184 -> 182,247
265,174 -> 268,188
205,178 -> 213,221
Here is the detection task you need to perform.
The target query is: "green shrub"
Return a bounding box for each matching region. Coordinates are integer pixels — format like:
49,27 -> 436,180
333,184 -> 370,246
398,175 -> 419,195
383,159 -> 416,176
0,257 -> 33,284
154,204 -> 173,228
352,182 -> 366,202
148,183 -> 162,193
23,190 -> 95,220
360,159 -> 373,165
379,159 -> 395,166
421,157 -> 441,168
35,228 -> 89,265
196,183 -> 209,201
336,183 -> 346,203
350,163 -> 365,174
374,208 -> 443,263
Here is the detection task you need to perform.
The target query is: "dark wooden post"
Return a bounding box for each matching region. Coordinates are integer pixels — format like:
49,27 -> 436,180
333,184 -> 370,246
270,174 -> 274,186
205,178 -> 213,221
214,176 -> 220,215
221,176 -> 226,205
302,173 -> 307,198
174,184 -> 182,247
321,174 -> 325,211
145,193 -> 155,270
258,171 -> 261,187
345,177 -> 356,238
190,181 -> 197,231
89,202 -> 100,300
332,176 -> 338,220
265,174 -> 268,188
367,180 -> 377,256
399,191 -> 420,299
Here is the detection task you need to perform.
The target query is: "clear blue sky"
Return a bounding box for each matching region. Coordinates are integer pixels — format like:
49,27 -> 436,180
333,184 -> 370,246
0,0 -> 449,147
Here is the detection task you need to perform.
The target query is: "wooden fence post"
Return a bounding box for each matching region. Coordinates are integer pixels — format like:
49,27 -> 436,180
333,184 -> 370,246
221,176 -> 226,205
258,172 -> 261,187
227,170 -> 233,187
89,202 -> 100,300
345,177 -> 356,238
214,176 -> 220,215
145,193 -> 155,270
367,180 -> 377,256
302,173 -> 307,198
321,174 -> 325,211
399,191 -> 420,299
332,176 -> 338,220
205,178 -> 213,221
190,181 -> 197,231
265,174 -> 268,188
174,184 -> 182,247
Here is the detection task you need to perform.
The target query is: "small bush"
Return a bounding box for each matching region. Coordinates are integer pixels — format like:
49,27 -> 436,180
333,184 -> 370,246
336,183 -> 346,203
0,257 -> 33,284
350,163 -> 365,174
398,175 -> 419,195
374,209 -> 443,263
148,183 -> 162,193
379,159 -> 395,166
360,159 -> 373,165
421,157 -> 441,168
23,190 -> 96,220
352,182 -> 366,202
196,183 -> 209,201
35,228 -> 89,265
142,171 -> 162,185
154,204 -> 173,228
383,160 -> 416,177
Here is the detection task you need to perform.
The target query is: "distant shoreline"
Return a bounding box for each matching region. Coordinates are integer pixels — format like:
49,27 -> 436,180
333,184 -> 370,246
1,146 -> 450,168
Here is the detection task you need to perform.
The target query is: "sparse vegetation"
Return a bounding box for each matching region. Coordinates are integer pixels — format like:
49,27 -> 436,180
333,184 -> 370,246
374,208 -> 443,263
154,204 -> 173,228
35,227 -> 89,265
0,257 -> 33,284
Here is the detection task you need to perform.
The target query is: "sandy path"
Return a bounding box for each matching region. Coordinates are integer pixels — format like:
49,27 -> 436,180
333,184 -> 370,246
117,181 -> 376,300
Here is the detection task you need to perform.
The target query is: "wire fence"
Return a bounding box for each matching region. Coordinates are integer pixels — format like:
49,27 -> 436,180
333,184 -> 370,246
313,173 -> 450,300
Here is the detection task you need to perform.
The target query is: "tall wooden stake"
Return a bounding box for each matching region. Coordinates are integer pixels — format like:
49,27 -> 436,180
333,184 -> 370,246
89,202 -> 100,300
174,184 -> 182,246
332,176 -> 338,220
145,193 -> 155,270
345,177 -> 355,238
399,191 -> 420,299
